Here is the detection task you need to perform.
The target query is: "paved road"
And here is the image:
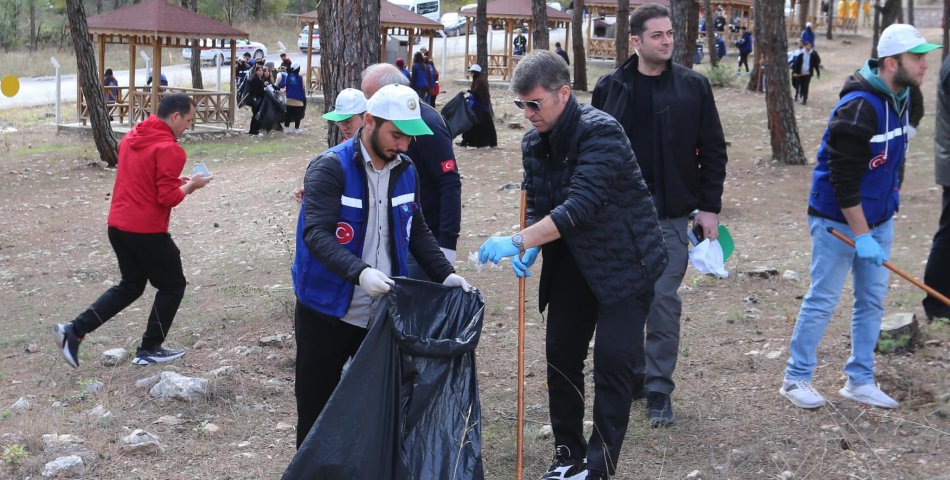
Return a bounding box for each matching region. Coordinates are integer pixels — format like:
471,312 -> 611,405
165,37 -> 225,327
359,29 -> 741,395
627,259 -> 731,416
0,29 -> 568,110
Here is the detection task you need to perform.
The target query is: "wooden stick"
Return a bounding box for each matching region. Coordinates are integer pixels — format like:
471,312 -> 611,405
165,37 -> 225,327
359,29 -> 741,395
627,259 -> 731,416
827,226 -> 950,308
516,189 -> 527,480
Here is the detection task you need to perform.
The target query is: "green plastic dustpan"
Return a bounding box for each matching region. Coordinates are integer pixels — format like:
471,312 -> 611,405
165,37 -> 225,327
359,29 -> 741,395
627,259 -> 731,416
717,224 -> 734,262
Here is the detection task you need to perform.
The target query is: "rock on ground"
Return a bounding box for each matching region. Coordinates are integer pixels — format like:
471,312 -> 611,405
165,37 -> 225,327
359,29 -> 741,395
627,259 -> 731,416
121,429 -> 163,454
42,455 -> 84,478
148,371 -> 209,402
100,348 -> 128,366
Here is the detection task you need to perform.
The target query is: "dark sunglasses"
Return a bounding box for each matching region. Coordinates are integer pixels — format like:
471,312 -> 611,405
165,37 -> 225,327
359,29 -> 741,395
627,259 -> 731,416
513,85 -> 567,112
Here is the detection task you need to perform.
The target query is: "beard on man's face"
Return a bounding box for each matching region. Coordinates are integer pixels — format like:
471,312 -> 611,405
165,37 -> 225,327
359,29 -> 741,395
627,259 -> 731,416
370,124 -> 400,162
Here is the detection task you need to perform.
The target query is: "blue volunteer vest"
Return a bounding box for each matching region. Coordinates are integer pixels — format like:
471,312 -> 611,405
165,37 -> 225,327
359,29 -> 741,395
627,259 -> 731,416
810,90 -> 907,226
291,138 -> 418,318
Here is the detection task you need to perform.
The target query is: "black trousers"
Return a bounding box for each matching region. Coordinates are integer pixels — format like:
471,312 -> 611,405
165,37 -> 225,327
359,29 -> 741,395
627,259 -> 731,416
293,300 -> 368,448
249,104 -> 262,134
72,227 -> 186,350
542,244 -> 652,476
738,52 -> 750,72
924,186 -> 950,319
798,75 -> 812,102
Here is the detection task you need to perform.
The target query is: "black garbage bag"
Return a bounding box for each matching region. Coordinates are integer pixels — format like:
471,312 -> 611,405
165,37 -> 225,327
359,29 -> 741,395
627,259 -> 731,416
256,88 -> 287,131
441,91 -> 477,138
236,77 -> 253,108
283,278 -> 485,480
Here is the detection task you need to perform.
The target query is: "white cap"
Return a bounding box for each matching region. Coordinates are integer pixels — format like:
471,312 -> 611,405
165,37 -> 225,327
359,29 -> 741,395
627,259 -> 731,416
322,88 -> 367,122
877,23 -> 941,58
366,84 -> 433,136
805,21 -> 812,28
291,62 -> 300,71
468,64 -> 482,73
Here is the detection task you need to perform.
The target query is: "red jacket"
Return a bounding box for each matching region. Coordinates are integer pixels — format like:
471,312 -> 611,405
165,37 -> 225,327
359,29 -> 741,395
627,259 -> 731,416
107,115 -> 186,233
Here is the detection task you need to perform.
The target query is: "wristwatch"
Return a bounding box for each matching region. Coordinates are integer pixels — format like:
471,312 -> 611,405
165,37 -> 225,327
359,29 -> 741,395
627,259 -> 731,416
511,233 -> 525,252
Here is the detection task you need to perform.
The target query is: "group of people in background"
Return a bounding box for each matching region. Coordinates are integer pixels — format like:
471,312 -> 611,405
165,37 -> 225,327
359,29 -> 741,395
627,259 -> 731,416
237,51 -> 308,136
408,49 -> 440,107
790,28 -> 822,105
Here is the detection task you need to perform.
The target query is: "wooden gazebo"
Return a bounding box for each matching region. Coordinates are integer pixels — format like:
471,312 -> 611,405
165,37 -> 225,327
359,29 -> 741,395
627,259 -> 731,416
585,0 -> 667,61
79,0 -> 247,128
297,2 -> 443,96
460,0 -> 572,80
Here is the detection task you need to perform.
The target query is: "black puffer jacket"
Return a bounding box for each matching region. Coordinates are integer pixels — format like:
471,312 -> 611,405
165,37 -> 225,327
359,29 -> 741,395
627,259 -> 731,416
592,55 -> 728,218
523,96 -> 668,307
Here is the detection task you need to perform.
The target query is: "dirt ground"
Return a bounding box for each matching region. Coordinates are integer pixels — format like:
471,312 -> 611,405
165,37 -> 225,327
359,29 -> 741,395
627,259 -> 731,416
1,29 -> 948,480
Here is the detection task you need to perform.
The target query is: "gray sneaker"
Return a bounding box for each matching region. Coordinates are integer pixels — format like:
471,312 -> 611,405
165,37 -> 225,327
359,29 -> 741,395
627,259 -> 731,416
838,381 -> 899,409
132,347 -> 185,365
779,379 -> 826,409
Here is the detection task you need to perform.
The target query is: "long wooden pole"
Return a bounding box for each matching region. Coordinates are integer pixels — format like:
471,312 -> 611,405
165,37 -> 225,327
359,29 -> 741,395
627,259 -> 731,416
827,227 -> 950,307
516,190 -> 527,480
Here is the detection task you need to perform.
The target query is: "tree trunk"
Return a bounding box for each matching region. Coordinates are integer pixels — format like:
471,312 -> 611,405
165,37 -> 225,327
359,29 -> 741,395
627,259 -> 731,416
615,0 -> 630,68
826,0 -> 835,40
189,0 -> 203,90
298,0 -> 305,14
96,0 -> 103,14
672,0 -> 700,68
476,0 -> 487,70
797,0 -> 808,31
318,0 -> 380,147
532,0 -> 549,51
872,0 -> 882,57
880,0 -> 900,29
908,0 -> 914,25
571,0 -> 587,90
755,0 -> 806,165
29,0 -> 37,52
705,0 -> 718,67
943,0 -> 948,60
114,0 -> 122,9
252,0 -> 262,19
747,37 -> 764,91
65,0 -> 118,167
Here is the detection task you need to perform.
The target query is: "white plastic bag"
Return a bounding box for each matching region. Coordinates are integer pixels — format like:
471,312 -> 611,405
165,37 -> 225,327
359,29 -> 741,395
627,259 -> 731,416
689,239 -> 729,278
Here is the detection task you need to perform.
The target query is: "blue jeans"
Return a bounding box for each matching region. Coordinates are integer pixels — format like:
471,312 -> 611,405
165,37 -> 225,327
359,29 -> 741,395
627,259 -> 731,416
784,215 -> 893,386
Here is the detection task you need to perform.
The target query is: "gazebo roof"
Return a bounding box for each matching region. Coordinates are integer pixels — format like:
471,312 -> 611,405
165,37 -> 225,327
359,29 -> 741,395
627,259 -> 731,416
460,0 -> 573,21
586,0 -> 670,7
86,0 -> 247,39
298,1 -> 443,32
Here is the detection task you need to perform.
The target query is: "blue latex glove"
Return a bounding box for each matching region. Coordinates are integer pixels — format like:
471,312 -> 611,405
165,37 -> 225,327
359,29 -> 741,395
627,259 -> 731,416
854,233 -> 888,266
512,247 -> 539,278
479,236 -> 521,264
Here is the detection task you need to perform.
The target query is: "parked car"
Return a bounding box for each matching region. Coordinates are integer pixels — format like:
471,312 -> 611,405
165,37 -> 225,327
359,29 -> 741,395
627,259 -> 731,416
298,25 -> 321,53
440,12 -> 474,37
182,39 -> 266,63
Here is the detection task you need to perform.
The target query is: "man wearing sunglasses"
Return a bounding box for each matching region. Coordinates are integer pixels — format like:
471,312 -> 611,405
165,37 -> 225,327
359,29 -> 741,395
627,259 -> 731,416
479,50 -> 667,480
592,3 -> 728,428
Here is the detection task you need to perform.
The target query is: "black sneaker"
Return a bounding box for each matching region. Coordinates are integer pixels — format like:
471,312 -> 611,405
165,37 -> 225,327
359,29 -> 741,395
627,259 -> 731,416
540,445 -> 587,480
132,347 -> 185,365
647,392 -> 675,428
53,323 -> 82,369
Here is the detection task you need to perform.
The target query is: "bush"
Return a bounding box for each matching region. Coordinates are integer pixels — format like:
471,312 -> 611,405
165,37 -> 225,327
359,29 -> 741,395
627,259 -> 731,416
700,64 -> 738,88
1,444 -> 28,466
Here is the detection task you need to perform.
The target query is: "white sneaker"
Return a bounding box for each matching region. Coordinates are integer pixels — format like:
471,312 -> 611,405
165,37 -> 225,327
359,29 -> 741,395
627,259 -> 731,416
295,128 -> 303,134
838,381 -> 899,409
779,379 -> 826,409
283,126 -> 291,134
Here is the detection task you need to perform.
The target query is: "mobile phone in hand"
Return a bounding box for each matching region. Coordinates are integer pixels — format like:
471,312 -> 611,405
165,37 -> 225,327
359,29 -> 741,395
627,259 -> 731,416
192,162 -> 211,177
688,222 -> 705,246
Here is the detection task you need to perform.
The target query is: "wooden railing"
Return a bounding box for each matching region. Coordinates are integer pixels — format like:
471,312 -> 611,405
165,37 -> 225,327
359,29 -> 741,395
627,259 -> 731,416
80,86 -> 234,129
465,54 -> 513,80
587,37 -> 636,61
308,66 -> 323,96
79,85 -> 133,125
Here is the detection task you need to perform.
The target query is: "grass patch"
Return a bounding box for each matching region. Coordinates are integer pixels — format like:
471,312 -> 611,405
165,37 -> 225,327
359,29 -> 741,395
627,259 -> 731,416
6,144 -> 85,158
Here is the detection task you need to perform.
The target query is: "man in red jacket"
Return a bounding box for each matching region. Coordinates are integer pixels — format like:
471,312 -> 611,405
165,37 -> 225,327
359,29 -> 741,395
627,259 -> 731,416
53,94 -> 212,368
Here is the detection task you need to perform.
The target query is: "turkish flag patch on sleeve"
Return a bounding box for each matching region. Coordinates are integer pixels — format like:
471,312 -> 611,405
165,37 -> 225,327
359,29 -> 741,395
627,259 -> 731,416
441,160 -> 456,173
